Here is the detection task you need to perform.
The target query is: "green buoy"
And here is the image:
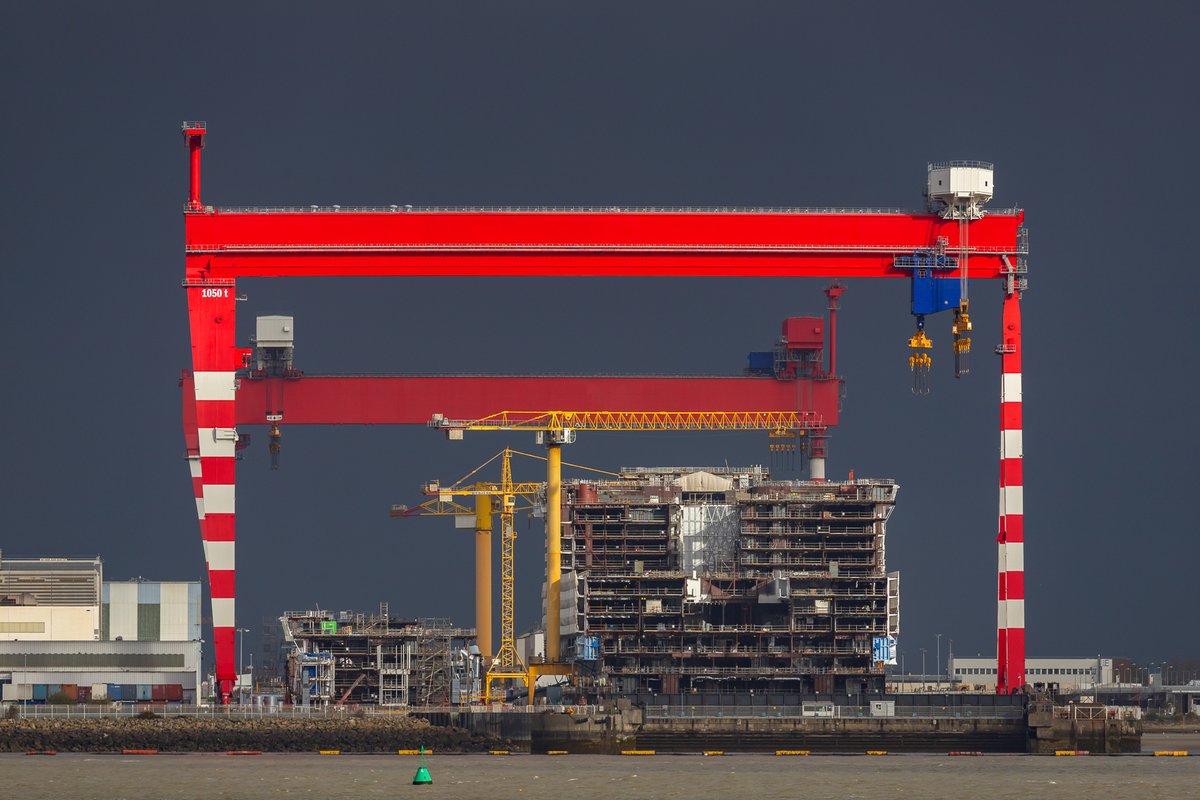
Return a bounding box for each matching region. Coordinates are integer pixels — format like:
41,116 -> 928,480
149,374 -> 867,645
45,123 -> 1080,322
412,745 -> 432,785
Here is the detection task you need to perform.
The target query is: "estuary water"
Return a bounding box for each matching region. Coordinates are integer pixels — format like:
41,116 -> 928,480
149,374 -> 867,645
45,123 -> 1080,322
3,752 -> 1197,800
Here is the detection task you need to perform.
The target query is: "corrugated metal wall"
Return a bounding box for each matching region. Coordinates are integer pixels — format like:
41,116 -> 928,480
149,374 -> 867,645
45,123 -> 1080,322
159,583 -> 190,641
107,582 -> 138,641
102,582 -> 200,642
188,583 -> 201,640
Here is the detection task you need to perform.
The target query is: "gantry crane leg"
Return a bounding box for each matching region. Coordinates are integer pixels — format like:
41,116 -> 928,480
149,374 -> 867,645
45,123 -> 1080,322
996,287 -> 1025,693
184,275 -> 240,705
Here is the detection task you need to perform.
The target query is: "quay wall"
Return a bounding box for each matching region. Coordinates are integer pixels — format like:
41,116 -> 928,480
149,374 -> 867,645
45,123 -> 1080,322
0,715 -> 500,753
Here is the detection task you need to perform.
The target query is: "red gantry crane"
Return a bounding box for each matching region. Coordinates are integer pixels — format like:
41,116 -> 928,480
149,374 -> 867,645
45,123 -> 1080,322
179,123 -> 1027,702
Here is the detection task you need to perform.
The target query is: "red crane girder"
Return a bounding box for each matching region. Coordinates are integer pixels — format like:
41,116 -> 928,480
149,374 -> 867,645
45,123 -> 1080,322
218,374 -> 840,427
184,208 -> 1024,279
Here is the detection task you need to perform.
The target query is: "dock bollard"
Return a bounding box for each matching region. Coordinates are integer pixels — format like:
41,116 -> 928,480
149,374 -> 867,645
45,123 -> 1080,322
412,745 -> 432,786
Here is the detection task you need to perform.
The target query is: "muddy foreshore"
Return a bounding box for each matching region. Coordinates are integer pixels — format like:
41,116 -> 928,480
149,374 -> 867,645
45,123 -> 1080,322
0,715 -> 506,753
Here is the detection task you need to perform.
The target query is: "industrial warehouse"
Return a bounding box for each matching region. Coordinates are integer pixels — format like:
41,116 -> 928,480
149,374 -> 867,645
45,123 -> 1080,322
0,553 -> 202,703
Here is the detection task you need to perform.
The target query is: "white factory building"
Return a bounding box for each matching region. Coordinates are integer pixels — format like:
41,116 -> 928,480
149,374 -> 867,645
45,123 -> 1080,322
950,656 -> 1114,693
0,553 -> 202,703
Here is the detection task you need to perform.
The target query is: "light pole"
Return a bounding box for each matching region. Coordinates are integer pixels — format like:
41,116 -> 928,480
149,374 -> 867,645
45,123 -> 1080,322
948,638 -> 954,688
920,648 -> 927,689
936,633 -> 942,691
236,628 -> 250,702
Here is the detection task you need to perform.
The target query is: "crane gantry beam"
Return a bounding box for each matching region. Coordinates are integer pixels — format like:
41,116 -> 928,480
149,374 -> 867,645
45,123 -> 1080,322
184,208 -> 1023,279
180,123 -> 1028,701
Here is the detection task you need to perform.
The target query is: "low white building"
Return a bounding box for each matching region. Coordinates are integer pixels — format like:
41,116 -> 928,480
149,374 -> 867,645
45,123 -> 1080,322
950,656 -> 1113,692
1,554 -> 203,703
0,639 -> 201,703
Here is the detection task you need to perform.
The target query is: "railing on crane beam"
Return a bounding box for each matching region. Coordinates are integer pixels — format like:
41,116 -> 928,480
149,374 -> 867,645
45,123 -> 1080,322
430,410 -> 825,433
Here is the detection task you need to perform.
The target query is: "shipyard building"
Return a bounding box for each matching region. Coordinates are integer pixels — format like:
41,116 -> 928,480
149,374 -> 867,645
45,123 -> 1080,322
0,554 -> 202,703
557,468 -> 900,699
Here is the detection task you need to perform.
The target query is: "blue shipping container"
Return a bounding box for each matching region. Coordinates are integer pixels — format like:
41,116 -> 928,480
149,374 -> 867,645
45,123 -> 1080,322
32,684 -> 48,701
108,684 -> 123,701
121,684 -> 136,701
746,351 -> 775,373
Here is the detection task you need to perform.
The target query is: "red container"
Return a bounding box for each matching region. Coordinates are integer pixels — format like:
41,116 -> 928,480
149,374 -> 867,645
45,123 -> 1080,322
165,684 -> 183,702
77,686 -> 92,703
151,685 -> 169,702
61,685 -> 78,702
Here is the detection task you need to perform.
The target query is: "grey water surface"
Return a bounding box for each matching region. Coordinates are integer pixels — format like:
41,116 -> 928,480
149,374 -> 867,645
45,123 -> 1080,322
3,753 -> 1197,800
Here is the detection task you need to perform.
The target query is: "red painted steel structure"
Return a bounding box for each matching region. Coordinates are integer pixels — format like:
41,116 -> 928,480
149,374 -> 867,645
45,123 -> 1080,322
180,123 -> 1027,700
220,375 -> 840,426
997,293 -> 1026,693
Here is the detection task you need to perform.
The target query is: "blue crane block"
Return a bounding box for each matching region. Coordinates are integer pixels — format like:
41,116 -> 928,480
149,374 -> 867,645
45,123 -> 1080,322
895,249 -> 961,317
910,270 -> 962,316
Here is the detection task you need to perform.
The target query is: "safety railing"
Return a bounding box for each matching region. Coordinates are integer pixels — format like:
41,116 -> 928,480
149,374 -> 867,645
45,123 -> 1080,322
214,205 -> 915,215
9,702 -> 603,719
928,160 -> 994,171
645,704 -> 1024,721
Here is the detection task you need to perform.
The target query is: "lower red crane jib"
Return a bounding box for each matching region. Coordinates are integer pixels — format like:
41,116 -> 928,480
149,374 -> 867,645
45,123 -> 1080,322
218,374 -> 841,427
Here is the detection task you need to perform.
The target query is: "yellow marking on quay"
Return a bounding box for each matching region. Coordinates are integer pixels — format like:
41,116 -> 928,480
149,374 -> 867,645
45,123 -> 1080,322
546,750 -> 569,755
621,750 -> 656,756
867,750 -> 888,756
776,750 -> 810,756
397,749 -> 432,755
318,750 -> 340,756
1153,751 -> 1188,757
1055,750 -> 1089,756
703,751 -> 725,756
489,750 -> 511,756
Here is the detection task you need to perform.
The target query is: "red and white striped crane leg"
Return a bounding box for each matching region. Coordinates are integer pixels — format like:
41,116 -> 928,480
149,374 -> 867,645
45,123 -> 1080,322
186,281 -> 240,703
996,290 -> 1025,693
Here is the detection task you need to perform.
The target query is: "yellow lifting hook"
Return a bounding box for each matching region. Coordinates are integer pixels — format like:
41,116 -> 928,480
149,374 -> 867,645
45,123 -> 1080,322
908,321 -> 933,396
952,300 -> 972,378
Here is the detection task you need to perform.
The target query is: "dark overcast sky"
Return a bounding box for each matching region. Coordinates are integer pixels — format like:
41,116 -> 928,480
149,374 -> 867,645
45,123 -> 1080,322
2,2 -> 1197,673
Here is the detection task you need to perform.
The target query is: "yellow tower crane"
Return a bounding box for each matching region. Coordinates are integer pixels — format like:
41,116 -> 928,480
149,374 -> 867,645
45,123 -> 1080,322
392,447 -> 622,703
429,410 -> 824,672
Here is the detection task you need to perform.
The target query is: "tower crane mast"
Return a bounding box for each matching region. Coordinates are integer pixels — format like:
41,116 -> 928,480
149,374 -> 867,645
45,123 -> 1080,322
394,448 -> 620,703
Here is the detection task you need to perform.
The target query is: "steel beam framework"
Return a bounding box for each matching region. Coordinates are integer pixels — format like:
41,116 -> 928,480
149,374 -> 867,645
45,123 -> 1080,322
179,123 -> 1027,700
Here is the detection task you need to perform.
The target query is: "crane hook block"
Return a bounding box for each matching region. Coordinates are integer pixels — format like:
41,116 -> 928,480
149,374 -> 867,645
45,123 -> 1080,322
952,301 -> 972,378
908,319 -> 933,396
